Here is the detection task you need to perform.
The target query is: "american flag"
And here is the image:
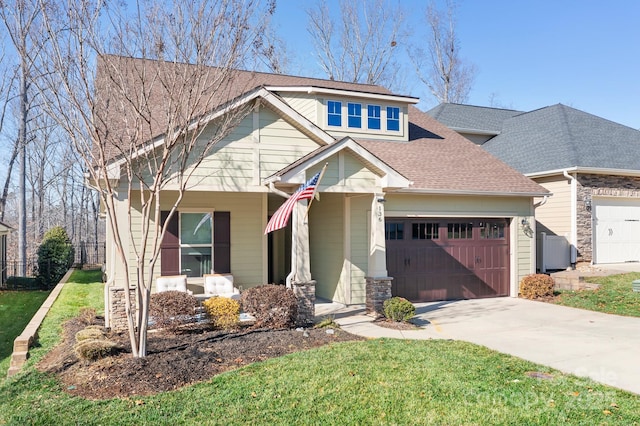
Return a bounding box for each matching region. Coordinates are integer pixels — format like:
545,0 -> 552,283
264,171 -> 322,234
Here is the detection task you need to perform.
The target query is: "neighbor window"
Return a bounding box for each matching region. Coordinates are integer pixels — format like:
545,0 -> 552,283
368,105 -> 381,130
387,106 -> 400,131
348,102 -> 362,128
180,212 -> 212,277
385,222 -> 404,240
327,101 -> 342,126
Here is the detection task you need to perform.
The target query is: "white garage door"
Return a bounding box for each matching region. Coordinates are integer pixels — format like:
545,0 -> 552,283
593,198 -> 640,264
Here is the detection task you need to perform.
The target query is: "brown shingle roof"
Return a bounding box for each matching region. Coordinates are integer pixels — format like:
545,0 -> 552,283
96,56 -> 547,196
358,106 -> 549,195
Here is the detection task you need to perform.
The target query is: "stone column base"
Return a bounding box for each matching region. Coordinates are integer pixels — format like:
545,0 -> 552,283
108,287 -> 136,332
292,280 -> 316,326
366,276 -> 393,318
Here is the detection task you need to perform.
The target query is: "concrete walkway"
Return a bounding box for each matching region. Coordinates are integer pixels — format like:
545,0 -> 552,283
323,297 -> 640,395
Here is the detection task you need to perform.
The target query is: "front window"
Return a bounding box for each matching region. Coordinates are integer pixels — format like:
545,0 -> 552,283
368,105 -> 381,130
387,106 -> 400,131
180,212 -> 212,277
348,102 -> 362,128
327,100 -> 342,126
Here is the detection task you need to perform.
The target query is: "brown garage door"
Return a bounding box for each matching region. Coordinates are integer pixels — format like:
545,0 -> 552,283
385,218 -> 510,302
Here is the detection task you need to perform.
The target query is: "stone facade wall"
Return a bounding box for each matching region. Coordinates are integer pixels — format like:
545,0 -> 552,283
576,174 -> 640,262
292,281 -> 316,326
109,287 -> 136,332
366,277 -> 392,317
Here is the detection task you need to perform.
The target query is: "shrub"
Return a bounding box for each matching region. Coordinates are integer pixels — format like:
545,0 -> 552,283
37,226 -> 75,288
314,316 -> 340,329
383,297 -> 416,322
78,307 -> 97,326
203,297 -> 240,330
5,276 -> 44,290
75,327 -> 106,343
74,339 -> 119,361
240,284 -> 298,329
149,291 -> 198,332
520,274 -> 555,299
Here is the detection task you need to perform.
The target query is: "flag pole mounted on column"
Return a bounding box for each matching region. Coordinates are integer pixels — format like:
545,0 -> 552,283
264,163 -> 328,234
304,162 -> 328,222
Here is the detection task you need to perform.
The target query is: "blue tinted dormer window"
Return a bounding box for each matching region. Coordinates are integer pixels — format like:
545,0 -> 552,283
327,101 -> 342,126
348,103 -> 362,128
368,105 -> 381,130
387,106 -> 400,131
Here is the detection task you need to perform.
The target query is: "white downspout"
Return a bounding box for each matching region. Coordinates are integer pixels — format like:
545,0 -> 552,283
563,170 -> 578,265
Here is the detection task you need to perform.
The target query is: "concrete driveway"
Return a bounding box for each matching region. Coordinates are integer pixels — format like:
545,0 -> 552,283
332,297 -> 640,395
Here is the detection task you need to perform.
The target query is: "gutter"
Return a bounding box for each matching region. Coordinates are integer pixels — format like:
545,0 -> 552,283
563,170 -> 578,265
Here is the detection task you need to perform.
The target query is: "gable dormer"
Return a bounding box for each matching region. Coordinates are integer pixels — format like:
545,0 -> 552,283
267,86 -> 418,142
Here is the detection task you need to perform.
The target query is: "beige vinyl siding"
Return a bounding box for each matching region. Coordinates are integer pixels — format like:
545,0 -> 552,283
533,176 -> 572,238
309,193 -> 345,302
120,191 -> 265,291
385,194 -> 533,217
279,93 -> 317,123
258,106 -> 321,179
306,152 -> 381,194
349,195 -> 371,304
516,216 -> 535,282
135,107 -> 322,192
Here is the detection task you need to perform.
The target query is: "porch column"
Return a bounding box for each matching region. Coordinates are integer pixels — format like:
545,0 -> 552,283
366,193 -> 392,317
289,199 -> 315,325
368,193 -> 388,277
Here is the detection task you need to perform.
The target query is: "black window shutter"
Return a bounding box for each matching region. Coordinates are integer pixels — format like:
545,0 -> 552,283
160,211 -> 180,275
213,211 -> 231,273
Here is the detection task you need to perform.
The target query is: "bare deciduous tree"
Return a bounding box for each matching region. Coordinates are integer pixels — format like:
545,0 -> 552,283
307,0 -> 404,87
37,0 -> 274,357
411,0 -> 476,104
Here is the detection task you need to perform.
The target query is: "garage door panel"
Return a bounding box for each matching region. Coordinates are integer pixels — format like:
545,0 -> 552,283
593,199 -> 640,264
386,218 -> 510,302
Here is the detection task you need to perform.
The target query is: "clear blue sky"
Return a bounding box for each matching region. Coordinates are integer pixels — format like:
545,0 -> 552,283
272,0 -> 640,129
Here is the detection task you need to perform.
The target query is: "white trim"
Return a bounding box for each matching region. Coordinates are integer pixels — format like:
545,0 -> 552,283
563,170 -> 578,264
344,195 -> 352,304
102,87 -> 336,178
267,137 -> 410,189
265,85 -> 419,104
527,166 -> 640,179
390,188 -> 550,197
261,193 -> 268,284
510,217 -> 517,298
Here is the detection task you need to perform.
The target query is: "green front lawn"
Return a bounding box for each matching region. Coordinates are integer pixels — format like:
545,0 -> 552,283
2,269 -> 639,425
555,272 -> 640,317
0,290 -> 50,374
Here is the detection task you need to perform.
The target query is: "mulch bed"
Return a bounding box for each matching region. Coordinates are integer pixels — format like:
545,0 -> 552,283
36,316 -> 364,400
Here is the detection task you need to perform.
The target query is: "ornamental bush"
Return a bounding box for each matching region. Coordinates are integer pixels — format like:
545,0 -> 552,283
240,284 -> 298,329
203,296 -> 240,330
383,297 -> 416,322
519,274 -> 556,299
149,290 -> 198,332
37,226 -> 75,288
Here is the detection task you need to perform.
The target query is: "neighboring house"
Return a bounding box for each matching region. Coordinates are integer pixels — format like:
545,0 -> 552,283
98,56 -> 548,326
0,221 -> 10,285
428,103 -> 640,269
